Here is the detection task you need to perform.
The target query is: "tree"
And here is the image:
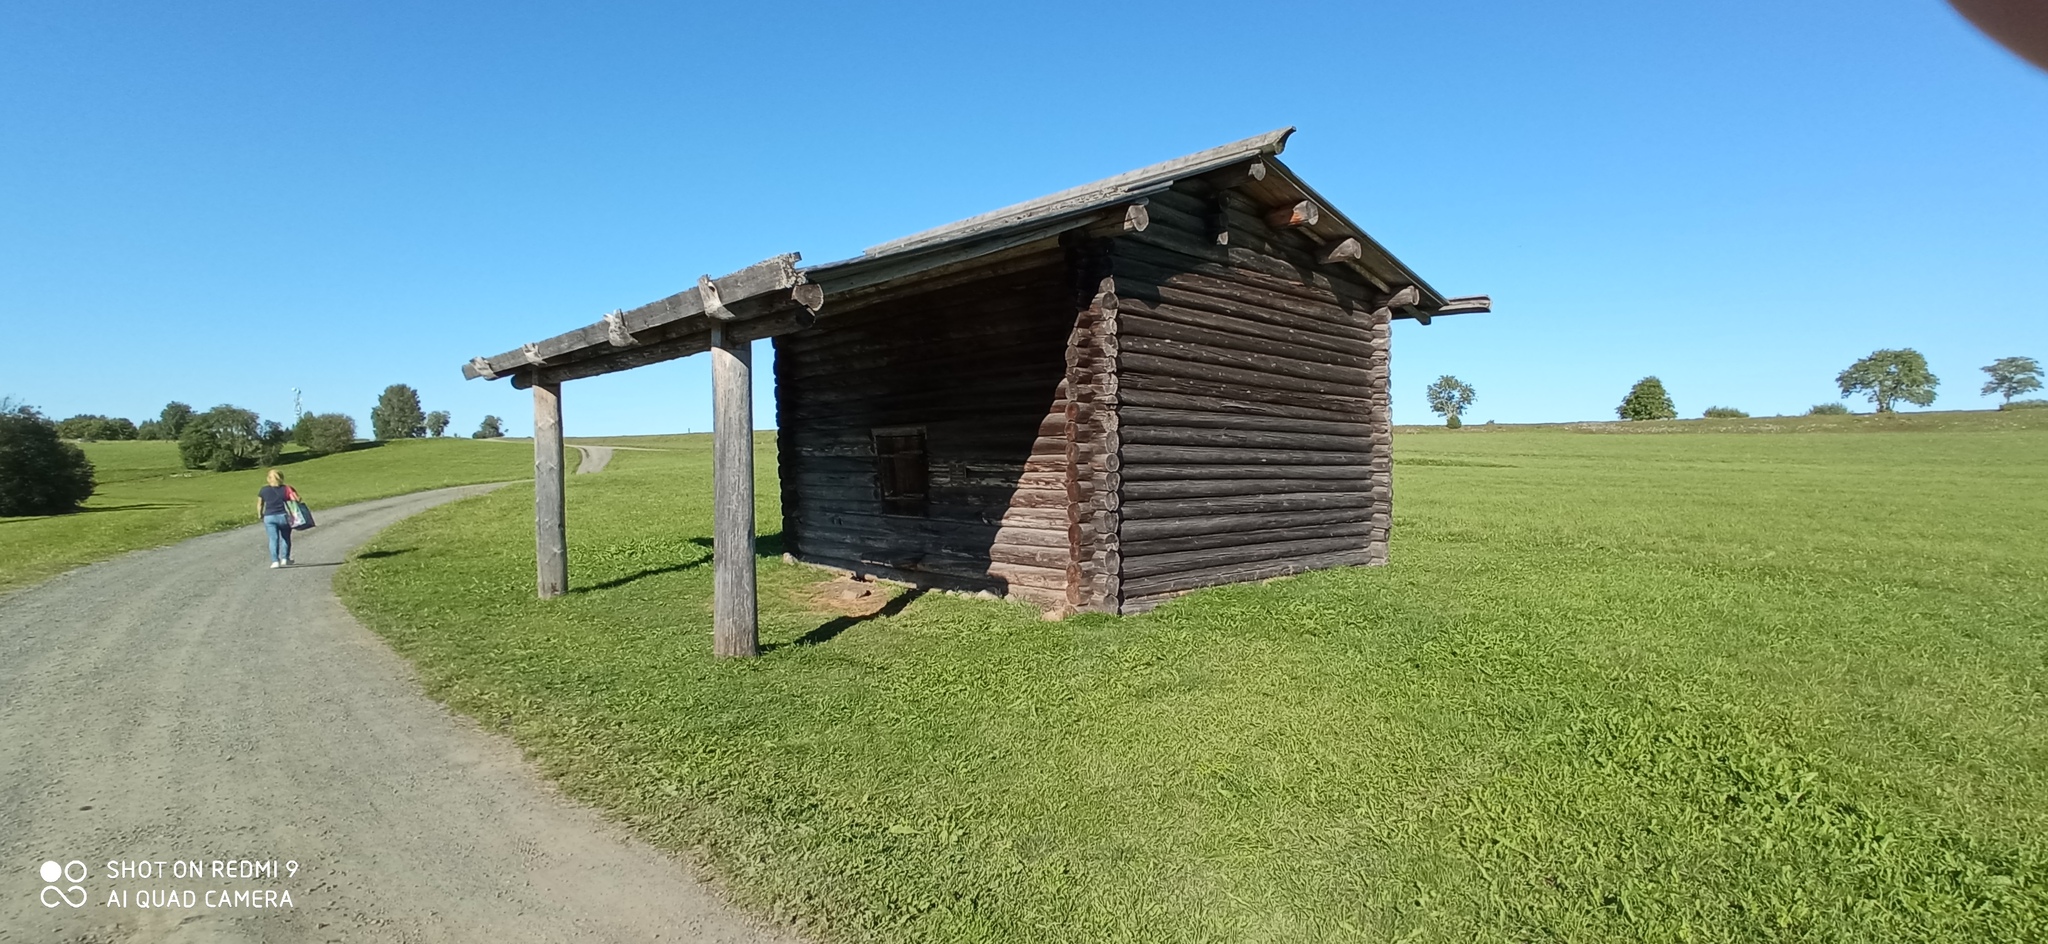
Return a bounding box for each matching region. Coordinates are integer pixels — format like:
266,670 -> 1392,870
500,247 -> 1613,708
1424,375 -> 1477,428
1980,356 -> 2043,405
472,415 -> 505,439
371,384 -> 426,440
1617,377 -> 1677,421
158,401 -> 194,438
1837,349 -> 1938,413
293,413 -> 358,456
1807,403 -> 1850,416
55,415 -> 137,440
135,419 -> 166,440
0,400 -> 96,516
425,410 -> 451,437
1702,406 -> 1749,418
177,405 -> 265,472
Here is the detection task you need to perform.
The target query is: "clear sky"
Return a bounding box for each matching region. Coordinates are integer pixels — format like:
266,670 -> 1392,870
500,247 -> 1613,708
3,1 -> 2043,436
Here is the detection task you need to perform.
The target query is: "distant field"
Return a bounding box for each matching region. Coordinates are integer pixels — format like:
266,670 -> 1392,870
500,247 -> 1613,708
0,439 -> 529,593
325,411 -> 2040,942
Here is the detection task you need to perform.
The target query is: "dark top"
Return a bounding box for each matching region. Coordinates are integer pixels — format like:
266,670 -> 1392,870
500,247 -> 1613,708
258,485 -> 290,517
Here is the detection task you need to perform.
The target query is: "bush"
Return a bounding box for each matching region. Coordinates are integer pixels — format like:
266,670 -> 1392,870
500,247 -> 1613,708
1807,403 -> 1851,416
1702,406 -> 1749,419
293,413 -> 358,455
473,415 -> 505,439
55,414 -> 137,440
1617,377 -> 1678,421
2001,399 -> 2048,411
0,401 -> 96,516
425,410 -> 451,437
372,384 -> 426,440
135,418 -> 166,440
178,405 -> 266,472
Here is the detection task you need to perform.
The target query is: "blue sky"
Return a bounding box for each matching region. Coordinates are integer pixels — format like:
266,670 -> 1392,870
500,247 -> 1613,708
3,1 -> 2043,435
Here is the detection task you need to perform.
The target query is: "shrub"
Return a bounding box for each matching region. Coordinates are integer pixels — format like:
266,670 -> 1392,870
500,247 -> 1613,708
371,384 -> 426,440
2001,399 -> 2048,411
425,410 -> 451,437
1617,377 -> 1677,421
293,412 -> 358,455
178,405 -> 266,472
1702,406 -> 1749,419
473,415 -> 505,439
135,418 -> 166,440
1807,403 -> 1851,415
0,400 -> 96,516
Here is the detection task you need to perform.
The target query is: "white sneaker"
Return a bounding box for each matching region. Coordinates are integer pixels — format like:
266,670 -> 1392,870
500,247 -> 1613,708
270,561 -> 281,569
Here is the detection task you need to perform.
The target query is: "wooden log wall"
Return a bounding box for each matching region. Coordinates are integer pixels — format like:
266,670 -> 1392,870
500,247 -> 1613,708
774,252 -> 1078,609
1063,237 -> 1121,612
1107,183 -> 1394,613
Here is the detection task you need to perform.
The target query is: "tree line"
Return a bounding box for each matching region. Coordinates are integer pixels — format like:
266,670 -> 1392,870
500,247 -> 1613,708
1,383 -> 511,517
1427,350 -> 2042,426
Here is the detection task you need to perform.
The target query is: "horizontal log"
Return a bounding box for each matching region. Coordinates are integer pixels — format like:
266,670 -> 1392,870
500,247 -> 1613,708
794,549 -> 1071,598
1117,351 -> 1370,401
1119,424 -> 1372,454
1319,237 -> 1363,264
1117,386 -> 1369,426
1117,463 -> 1382,482
1113,294 -> 1376,360
1112,253 -> 1380,337
1113,231 -> 1379,309
1266,200 -> 1320,228
1120,491 -> 1377,519
470,254 -> 807,379
512,306 -> 816,388
1119,508 -> 1372,543
1118,310 -> 1378,373
1119,334 -> 1379,389
1120,520 -> 1375,559
1120,442 -> 1377,467
1119,405 -> 1372,437
1122,534 -> 1365,580
1121,548 -> 1376,603
1119,477 -> 1372,500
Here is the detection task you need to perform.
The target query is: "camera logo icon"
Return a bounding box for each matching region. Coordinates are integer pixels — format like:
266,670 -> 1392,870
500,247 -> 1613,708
39,860 -> 87,908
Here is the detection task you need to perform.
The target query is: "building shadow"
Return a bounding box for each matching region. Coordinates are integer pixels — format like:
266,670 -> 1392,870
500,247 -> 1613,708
766,587 -> 927,652
352,548 -> 412,560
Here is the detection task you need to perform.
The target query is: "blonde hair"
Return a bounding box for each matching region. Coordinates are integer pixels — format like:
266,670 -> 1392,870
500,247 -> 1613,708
266,470 -> 283,487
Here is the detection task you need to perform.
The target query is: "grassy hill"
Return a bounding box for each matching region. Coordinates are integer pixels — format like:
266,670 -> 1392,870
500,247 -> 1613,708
0,438 -> 530,593
334,411 -> 2048,942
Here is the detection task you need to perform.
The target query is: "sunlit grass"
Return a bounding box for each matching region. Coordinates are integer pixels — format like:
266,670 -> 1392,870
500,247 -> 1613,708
0,438 -> 529,592
337,413 -> 2048,942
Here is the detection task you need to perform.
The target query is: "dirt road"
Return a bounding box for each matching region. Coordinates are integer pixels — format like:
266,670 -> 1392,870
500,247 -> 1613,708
0,486 -> 790,943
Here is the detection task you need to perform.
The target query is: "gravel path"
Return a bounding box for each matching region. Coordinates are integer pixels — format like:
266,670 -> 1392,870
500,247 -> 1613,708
573,445 -> 614,475
0,485 -> 791,943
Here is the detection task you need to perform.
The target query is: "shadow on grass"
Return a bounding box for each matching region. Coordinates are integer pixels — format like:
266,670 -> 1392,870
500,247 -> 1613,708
353,548 -> 412,560
568,532 -> 784,595
767,588 -> 927,652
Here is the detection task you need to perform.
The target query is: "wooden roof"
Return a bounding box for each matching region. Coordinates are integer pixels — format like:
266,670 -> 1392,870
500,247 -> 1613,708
461,128 -> 1487,386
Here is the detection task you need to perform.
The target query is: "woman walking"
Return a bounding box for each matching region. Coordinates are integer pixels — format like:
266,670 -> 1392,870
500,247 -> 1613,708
257,470 -> 295,568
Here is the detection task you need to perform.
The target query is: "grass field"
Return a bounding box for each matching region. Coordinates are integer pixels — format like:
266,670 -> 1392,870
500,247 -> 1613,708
333,413 -> 2048,943
0,438 -> 531,593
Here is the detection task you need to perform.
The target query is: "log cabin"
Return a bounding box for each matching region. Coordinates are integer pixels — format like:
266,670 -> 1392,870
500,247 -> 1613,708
781,127 -> 1487,614
460,126 -> 1488,655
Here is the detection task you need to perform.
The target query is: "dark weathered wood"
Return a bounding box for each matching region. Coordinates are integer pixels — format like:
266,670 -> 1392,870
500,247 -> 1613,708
1121,491 -> 1377,519
1122,535 -> 1369,580
1119,508 -> 1371,543
710,325 -> 758,659
513,307 -> 817,389
533,381 -> 566,599
1120,477 -> 1370,500
465,254 -> 805,379
1121,520 -> 1375,558
1119,310 -> 1379,372
1120,548 -> 1376,610
1118,463 -> 1377,481
1120,424 -> 1372,454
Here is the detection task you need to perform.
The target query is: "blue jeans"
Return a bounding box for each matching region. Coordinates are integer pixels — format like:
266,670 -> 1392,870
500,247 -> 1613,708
263,514 -> 293,563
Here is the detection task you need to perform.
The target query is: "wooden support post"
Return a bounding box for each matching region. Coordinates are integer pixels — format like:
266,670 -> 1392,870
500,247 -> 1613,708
709,323 -> 759,658
533,379 -> 567,599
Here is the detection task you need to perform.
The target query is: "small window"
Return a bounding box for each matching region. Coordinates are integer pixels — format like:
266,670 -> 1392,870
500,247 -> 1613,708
873,428 -> 929,516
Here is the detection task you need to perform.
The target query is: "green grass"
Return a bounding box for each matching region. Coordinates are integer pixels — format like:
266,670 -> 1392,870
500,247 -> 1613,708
336,413 -> 2048,943
0,438 -> 531,593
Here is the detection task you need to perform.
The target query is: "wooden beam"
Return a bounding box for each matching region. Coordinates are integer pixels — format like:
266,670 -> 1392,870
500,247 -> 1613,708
533,381 -> 566,599
1123,202 -> 1150,233
511,306 -> 816,389
1198,161 -> 1267,193
1265,200 -> 1319,229
1318,237 -> 1363,264
709,323 -> 758,658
